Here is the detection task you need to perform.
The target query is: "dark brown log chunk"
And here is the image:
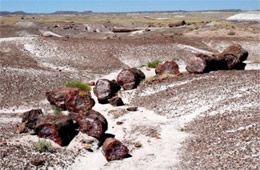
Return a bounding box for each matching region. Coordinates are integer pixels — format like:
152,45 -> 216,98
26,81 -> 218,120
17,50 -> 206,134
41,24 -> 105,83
46,87 -> 78,110
22,109 -> 43,129
65,89 -> 95,113
117,68 -> 145,90
108,96 -> 124,106
35,115 -> 78,146
126,107 -> 138,111
155,61 -> 180,75
186,44 -> 248,73
102,138 -> 129,161
76,110 -> 108,139
112,27 -> 139,33
169,20 -> 186,27
93,79 -> 121,104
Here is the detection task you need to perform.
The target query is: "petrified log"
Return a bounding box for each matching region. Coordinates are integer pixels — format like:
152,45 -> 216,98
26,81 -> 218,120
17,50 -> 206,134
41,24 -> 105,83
76,110 -> 108,139
117,68 -> 145,90
108,96 -> 124,106
94,79 -> 121,104
22,109 -> 43,129
155,61 -> 180,75
112,27 -> 139,33
46,87 -> 95,112
65,89 -> 95,113
102,138 -> 129,161
46,87 -> 77,110
169,20 -> 186,27
126,106 -> 138,111
35,115 -> 78,146
186,44 -> 248,73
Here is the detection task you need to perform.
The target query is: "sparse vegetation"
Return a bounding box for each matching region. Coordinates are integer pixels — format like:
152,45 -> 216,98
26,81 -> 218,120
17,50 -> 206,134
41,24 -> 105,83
227,31 -> 236,36
33,139 -> 53,153
147,60 -> 162,68
145,71 -> 169,83
65,81 -> 91,91
52,105 -> 62,115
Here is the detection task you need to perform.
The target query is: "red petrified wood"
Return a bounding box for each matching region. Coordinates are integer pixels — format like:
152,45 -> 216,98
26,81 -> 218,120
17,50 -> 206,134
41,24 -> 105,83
35,115 -> 78,146
117,68 -> 145,90
186,44 -> 248,73
155,61 -> 180,75
93,79 -> 121,104
102,138 -> 129,161
76,110 -> 108,139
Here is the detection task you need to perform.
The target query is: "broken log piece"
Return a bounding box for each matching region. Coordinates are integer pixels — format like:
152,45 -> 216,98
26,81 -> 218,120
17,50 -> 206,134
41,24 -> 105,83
65,89 -> 95,113
117,68 -> 145,90
102,138 -> 129,162
186,55 -> 207,73
35,115 -> 78,146
76,110 -> 108,139
94,79 -> 121,104
108,96 -> 124,106
46,87 -> 76,110
22,109 -> 43,129
168,20 -> 186,27
155,61 -> 180,75
46,87 -> 95,112
186,44 -> 248,73
112,27 -> 140,33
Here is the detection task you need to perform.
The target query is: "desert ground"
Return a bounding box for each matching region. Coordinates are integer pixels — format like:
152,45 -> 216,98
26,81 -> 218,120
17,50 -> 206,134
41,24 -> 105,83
0,11 -> 260,169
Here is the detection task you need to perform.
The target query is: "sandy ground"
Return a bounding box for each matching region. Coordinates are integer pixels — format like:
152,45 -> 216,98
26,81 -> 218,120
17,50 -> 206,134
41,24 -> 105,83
0,12 -> 260,169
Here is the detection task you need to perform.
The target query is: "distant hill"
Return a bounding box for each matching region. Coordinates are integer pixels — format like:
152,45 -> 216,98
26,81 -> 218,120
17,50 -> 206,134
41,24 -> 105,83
0,9 -> 243,16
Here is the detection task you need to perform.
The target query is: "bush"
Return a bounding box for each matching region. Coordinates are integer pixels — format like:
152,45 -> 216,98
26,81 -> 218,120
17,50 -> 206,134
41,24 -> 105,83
147,60 -> 162,68
33,139 -> 53,153
65,81 -> 91,91
227,31 -> 236,36
52,105 -> 62,115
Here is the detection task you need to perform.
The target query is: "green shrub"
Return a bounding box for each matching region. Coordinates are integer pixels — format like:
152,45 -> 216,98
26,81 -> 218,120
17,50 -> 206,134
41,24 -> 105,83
65,81 -> 91,91
147,60 -> 162,68
52,105 -> 62,115
33,139 -> 53,153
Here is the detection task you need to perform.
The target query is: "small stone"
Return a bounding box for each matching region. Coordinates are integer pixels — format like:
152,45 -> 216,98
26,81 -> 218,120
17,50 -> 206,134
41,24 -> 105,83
0,140 -> 7,146
116,121 -> 123,125
84,144 -> 92,150
17,122 -> 27,133
126,107 -> 138,111
31,159 -> 45,166
134,142 -> 142,148
108,96 -> 124,106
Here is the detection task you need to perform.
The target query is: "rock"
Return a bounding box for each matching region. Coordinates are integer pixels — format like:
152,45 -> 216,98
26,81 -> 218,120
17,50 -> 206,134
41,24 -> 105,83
155,61 -> 180,75
116,121 -> 123,125
112,27 -> 139,33
35,115 -> 78,146
46,87 -> 95,112
169,20 -> 186,27
17,122 -> 27,133
84,144 -> 92,151
22,109 -> 43,129
75,110 -> 108,139
41,31 -> 62,38
30,159 -> 45,166
0,140 -> 7,147
126,107 -> 138,111
117,68 -> 145,90
134,142 -> 142,148
108,96 -> 124,106
186,55 -> 207,73
94,79 -> 121,104
87,81 -> 95,86
65,89 -> 95,113
186,44 -> 248,73
102,138 -> 129,161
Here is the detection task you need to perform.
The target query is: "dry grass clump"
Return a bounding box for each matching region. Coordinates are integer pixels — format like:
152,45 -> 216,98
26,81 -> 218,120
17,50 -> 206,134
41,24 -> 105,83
147,60 -> 162,68
33,139 -> 53,153
65,81 -> 91,91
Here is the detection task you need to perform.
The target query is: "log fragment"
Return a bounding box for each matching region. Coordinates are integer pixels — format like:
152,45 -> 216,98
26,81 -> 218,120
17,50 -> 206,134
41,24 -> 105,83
76,110 -> 108,139
35,115 -> 78,146
102,138 -> 129,161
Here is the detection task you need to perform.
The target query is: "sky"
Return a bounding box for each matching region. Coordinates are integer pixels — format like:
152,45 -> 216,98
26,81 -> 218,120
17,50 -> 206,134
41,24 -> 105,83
0,0 -> 259,13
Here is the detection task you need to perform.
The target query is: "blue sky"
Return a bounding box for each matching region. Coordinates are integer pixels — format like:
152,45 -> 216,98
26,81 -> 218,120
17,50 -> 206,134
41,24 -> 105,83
0,0 -> 259,13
